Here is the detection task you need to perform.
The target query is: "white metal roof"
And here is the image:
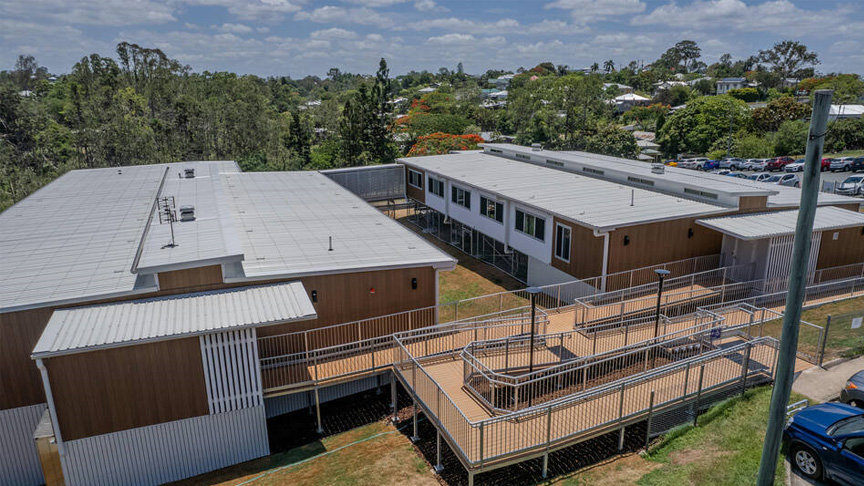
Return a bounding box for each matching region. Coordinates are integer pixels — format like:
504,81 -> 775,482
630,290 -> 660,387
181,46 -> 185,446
400,151 -> 731,231
32,281 -> 316,358
135,162 -> 244,274
0,166 -> 165,313
696,206 -> 864,240
222,171 -> 456,280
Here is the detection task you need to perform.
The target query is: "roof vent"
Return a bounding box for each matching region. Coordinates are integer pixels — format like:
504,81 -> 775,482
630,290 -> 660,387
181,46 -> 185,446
184,167 -> 195,179
179,205 -> 195,221
531,143 -> 542,151
651,163 -> 665,174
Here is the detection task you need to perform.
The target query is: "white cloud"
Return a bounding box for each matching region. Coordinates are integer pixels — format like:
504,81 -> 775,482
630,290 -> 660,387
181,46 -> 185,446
406,17 -> 585,35
310,27 -> 358,39
1,0 -> 176,26
183,0 -> 303,21
414,0 -> 446,12
545,0 -> 646,22
213,23 -> 254,34
294,6 -> 392,26
339,0 -> 408,6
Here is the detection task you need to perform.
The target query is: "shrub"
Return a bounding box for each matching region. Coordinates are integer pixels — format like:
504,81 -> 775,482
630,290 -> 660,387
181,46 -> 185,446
407,133 -> 484,157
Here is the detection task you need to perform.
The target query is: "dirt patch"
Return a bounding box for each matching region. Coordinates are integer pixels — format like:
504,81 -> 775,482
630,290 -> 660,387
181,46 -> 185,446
553,452 -> 663,485
669,444 -> 731,466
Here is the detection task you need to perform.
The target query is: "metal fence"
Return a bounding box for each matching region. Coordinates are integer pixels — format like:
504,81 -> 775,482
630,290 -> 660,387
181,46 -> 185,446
818,309 -> 864,365
320,164 -> 406,202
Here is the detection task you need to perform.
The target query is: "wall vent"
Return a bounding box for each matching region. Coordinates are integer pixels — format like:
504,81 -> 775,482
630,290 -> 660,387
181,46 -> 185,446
531,143 -> 542,151
179,205 -> 195,221
184,168 -> 195,178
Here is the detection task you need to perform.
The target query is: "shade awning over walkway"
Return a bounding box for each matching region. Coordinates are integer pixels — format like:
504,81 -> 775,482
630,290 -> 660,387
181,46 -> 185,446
696,206 -> 864,240
32,282 -> 316,358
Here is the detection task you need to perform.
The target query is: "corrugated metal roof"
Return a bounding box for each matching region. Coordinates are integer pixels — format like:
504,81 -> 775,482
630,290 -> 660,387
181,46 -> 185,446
0,166 -> 166,313
32,282 -> 316,358
223,171 -> 456,279
400,151 -> 731,231
696,206 -> 864,240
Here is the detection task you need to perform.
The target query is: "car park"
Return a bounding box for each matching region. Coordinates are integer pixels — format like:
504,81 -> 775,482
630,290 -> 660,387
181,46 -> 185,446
767,156 -> 796,171
719,157 -> 746,170
851,156 -> 864,172
748,172 -> 773,182
783,402 -> 864,485
832,157 -> 856,172
835,175 -> 864,196
779,173 -> 801,187
841,371 -> 864,408
785,159 -> 806,172
747,159 -> 769,171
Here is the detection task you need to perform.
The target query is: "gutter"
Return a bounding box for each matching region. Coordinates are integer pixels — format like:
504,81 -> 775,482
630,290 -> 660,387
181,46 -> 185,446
593,229 -> 611,292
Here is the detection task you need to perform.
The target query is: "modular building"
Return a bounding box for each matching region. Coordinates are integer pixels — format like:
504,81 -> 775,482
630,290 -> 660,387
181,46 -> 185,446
399,144 -> 862,288
0,162 -> 455,486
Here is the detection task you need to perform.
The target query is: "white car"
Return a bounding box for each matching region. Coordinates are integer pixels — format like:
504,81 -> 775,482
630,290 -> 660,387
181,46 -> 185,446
761,173 -> 799,186
746,159 -> 769,171
784,159 -> 806,172
748,172 -> 773,182
719,157 -> 746,170
831,157 -> 855,172
835,175 -> 864,196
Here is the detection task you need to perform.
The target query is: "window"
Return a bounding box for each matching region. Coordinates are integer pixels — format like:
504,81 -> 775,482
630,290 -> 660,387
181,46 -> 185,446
546,159 -> 564,167
684,188 -> 718,200
489,148 -> 503,154
428,176 -> 445,198
628,176 -> 654,186
515,209 -> 545,241
515,153 -> 531,160
582,167 -> 604,176
451,186 -> 471,209
408,169 -> 423,189
555,223 -> 571,262
480,196 -> 504,223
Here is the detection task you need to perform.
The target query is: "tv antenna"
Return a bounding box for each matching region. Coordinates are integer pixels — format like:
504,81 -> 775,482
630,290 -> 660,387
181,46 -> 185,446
157,196 -> 178,248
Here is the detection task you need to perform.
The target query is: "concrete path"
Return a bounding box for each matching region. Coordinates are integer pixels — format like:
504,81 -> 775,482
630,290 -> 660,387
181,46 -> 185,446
792,356 -> 864,403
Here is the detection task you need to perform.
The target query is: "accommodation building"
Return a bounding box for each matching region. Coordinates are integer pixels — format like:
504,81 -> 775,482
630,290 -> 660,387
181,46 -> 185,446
0,162 -> 454,486
715,77 -> 760,94
399,144 -> 862,287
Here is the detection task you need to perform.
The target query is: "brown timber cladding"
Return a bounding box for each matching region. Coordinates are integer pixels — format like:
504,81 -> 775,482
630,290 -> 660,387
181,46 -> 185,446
0,264 -> 437,411
550,217 -> 605,280
816,225 -> 864,269
607,217 -> 723,274
45,338 -> 209,441
404,166 -> 425,204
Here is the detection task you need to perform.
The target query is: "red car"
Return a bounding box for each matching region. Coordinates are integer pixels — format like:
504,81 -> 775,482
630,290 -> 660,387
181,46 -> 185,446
767,156 -> 796,171
822,158 -> 834,171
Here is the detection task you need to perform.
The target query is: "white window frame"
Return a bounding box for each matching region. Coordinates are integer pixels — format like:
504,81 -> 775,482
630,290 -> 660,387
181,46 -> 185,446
451,185 -> 471,209
408,169 -> 423,189
428,176 -> 445,198
479,195 -> 504,224
554,222 -> 571,262
514,207 -> 545,242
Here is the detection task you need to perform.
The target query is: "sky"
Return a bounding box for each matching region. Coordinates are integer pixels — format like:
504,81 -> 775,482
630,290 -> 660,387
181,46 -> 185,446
1,0 -> 862,78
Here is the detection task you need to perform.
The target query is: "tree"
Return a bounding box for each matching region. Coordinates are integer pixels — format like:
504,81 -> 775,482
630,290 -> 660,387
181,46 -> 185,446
456,62 -> 464,75
11,55 -> 49,90
674,40 -> 701,72
727,87 -> 761,102
773,119 -> 808,156
585,123 -> 638,158
591,62 -> 599,73
603,60 -> 615,73
758,41 -> 820,80
407,133 -> 484,157
751,96 -> 810,132
656,95 -> 751,156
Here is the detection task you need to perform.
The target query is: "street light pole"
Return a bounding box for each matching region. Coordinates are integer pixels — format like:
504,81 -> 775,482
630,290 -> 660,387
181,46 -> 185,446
653,269 -> 671,341
526,287 -> 542,408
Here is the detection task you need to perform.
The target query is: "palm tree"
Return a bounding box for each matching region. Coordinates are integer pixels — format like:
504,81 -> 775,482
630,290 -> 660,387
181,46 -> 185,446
591,62 -> 599,73
603,59 -> 615,73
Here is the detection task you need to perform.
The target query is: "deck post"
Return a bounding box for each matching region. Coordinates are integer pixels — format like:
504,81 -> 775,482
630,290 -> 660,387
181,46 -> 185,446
390,371 -> 398,423
412,396 -> 420,442
740,343 -> 751,397
314,387 -> 324,434
645,390 -> 656,450
479,421 -> 485,468
435,430 -> 444,473
617,383 -> 626,451
468,471 -> 474,486
543,405 -> 552,478
693,365 -> 705,427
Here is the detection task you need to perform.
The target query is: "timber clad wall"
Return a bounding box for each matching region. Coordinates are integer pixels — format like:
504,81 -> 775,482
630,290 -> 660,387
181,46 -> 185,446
46,338 -> 209,441
607,217 -> 723,274
549,217 -> 604,280
816,226 -> 864,269
157,265 -> 224,291
738,196 -> 768,213
405,167 -> 425,204
0,308 -> 53,409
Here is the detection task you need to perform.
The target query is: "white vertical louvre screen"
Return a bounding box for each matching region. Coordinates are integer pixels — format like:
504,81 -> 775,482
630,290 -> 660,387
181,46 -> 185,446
200,329 -> 263,414
807,232 -> 822,284
764,232 -> 822,293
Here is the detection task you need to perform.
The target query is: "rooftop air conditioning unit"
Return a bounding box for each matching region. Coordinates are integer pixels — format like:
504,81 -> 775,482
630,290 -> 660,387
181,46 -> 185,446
651,163 -> 665,174
531,143 -> 542,151
184,168 -> 195,179
179,205 -> 195,221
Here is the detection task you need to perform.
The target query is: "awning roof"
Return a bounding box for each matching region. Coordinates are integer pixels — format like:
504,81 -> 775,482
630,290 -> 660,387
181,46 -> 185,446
32,281 -> 316,358
696,206 -> 864,240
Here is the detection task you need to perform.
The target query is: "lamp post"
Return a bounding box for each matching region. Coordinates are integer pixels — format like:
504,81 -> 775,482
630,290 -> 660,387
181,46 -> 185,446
652,269 -> 671,369
526,287 -> 542,408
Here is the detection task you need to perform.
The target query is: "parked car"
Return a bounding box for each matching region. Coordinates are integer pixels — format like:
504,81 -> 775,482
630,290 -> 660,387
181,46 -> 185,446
832,157 -> 856,172
747,159 -> 769,171
835,175 -> 864,196
726,172 -> 749,179
841,370 -> 864,408
851,156 -> 864,172
748,172 -> 773,182
783,402 -> 864,485
665,159 -> 679,167
719,157 -> 746,170
702,160 -> 719,171
821,158 -> 834,171
767,156 -> 796,171
779,173 -> 801,187
785,159 -> 806,172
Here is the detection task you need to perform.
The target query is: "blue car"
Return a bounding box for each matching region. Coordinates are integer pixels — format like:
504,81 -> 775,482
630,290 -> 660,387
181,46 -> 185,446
784,403 -> 864,485
703,160 -> 719,170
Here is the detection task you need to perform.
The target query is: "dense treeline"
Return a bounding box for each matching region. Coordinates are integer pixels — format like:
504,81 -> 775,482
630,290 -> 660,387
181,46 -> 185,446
2,39 -> 863,211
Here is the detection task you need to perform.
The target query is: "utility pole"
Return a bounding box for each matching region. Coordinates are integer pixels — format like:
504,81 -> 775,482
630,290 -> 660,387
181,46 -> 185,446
756,90 -> 833,486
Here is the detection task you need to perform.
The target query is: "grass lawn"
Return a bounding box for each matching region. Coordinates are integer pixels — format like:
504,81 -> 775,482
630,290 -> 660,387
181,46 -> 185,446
821,149 -> 864,158
170,422 -> 436,486
759,294 -> 864,361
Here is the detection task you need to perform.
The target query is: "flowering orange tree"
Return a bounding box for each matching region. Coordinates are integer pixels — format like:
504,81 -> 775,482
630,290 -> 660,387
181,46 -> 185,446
407,133 -> 484,157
